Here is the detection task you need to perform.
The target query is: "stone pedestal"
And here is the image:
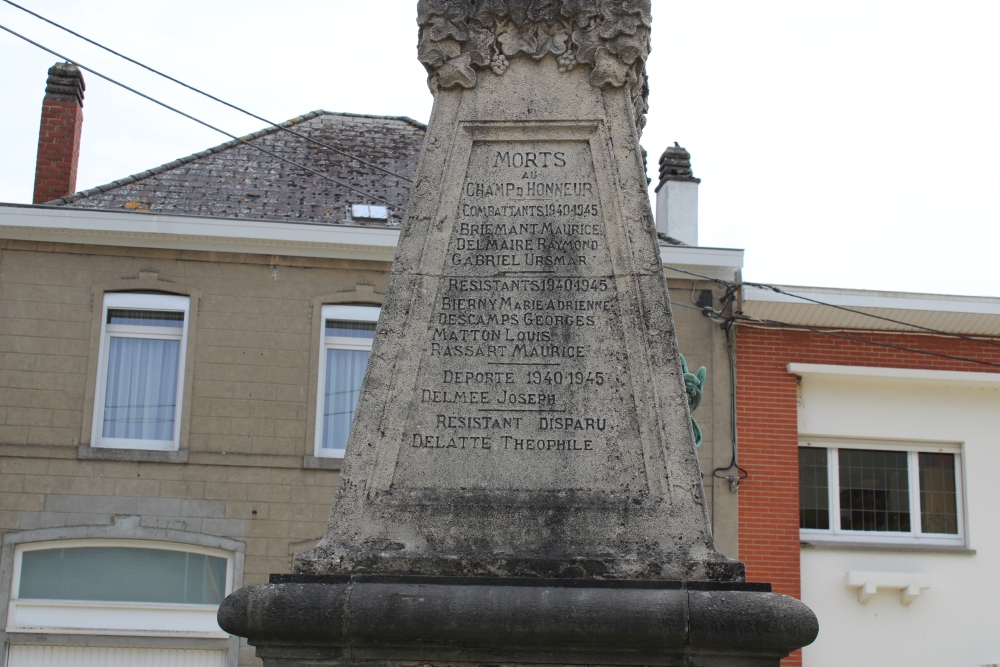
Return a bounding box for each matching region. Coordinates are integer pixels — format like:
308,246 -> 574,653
219,2 -> 817,663
221,575 -> 814,667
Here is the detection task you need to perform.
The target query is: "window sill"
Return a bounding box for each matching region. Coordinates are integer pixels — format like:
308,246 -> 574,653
2,632 -> 231,649
801,539 -> 975,555
78,446 -> 188,464
7,599 -> 225,638
302,455 -> 343,470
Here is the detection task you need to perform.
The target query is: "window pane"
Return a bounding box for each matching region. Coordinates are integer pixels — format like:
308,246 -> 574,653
103,337 -> 180,441
321,347 -> 370,452
19,547 -> 227,604
919,452 -> 959,534
108,309 -> 184,328
325,320 -> 376,339
799,448 -> 829,529
839,449 -> 910,532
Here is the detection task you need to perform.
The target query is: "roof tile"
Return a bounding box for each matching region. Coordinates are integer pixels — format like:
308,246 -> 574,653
52,111 -> 426,226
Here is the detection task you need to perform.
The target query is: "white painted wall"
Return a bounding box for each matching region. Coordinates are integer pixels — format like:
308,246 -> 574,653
795,367 -> 1000,667
655,180 -> 698,245
6,645 -> 226,667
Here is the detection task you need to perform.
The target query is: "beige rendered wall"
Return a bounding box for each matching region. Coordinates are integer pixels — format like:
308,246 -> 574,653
0,240 -> 736,663
670,279 -> 738,558
0,237 -> 396,562
0,240 -> 390,665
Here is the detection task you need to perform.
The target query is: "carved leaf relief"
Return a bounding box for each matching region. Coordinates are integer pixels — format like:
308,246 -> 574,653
528,0 -> 560,24
590,47 -> 629,88
418,33 -> 462,68
466,23 -> 497,66
416,0 -> 651,130
497,21 -> 539,57
535,22 -> 570,58
571,24 -> 603,64
607,30 -> 648,65
436,53 -> 478,89
560,0 -> 600,28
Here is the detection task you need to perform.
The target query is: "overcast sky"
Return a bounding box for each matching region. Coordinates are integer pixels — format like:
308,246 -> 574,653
1,1 -> 998,297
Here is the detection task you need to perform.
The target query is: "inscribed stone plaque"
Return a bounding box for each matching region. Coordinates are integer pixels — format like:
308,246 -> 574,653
395,138 -> 644,493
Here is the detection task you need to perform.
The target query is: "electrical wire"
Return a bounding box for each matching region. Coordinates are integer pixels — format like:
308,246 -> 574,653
689,279 -> 706,307
668,272 -> 1000,497
670,301 -> 710,312
669,285 -> 749,491
662,263 -> 734,287
712,315 -> 748,490
0,23 -> 399,209
8,11 -> 995,462
745,281 -> 1000,349
662,263 -> 1000,350
735,315 -> 1000,369
1,0 -> 414,185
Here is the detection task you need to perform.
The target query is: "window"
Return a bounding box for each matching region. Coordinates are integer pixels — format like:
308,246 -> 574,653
315,305 -> 378,458
7,540 -> 232,637
799,441 -> 964,546
351,204 -> 389,220
92,293 -> 190,451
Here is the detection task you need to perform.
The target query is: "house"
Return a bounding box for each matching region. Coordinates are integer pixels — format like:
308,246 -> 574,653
736,286 -> 1000,667
0,63 -> 744,666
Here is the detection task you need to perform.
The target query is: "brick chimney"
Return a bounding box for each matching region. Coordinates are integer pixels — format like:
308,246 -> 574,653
654,143 -> 700,246
33,62 -> 85,204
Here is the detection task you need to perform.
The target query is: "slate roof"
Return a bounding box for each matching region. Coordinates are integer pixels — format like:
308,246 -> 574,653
51,111 -> 426,225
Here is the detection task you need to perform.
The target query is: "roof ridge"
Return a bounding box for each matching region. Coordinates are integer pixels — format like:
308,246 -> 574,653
51,110 -> 428,205
320,110 -> 428,130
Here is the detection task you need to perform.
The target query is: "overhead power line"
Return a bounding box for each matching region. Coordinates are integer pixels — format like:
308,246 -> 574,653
662,263 -> 734,287
736,315 -> 1000,369
744,281 -> 1000,349
662,263 -> 1000,349
1,0 -> 414,184
0,23 -> 398,209
671,301 -> 712,313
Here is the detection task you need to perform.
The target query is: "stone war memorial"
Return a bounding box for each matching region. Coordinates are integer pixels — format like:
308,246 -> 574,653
219,1 -> 818,665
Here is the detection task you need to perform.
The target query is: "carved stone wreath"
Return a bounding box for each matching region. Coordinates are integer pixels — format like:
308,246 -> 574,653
417,0 -> 651,133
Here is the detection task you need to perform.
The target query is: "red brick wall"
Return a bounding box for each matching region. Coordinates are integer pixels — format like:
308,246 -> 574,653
736,324 -> 1000,666
33,98 -> 83,204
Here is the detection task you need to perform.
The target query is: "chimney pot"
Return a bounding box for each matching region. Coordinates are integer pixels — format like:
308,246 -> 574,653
655,143 -> 700,189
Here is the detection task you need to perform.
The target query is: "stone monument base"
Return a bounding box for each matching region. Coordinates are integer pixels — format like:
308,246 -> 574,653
219,574 -> 817,667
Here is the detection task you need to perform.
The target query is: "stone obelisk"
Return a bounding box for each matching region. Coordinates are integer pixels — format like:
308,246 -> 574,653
220,2 -> 817,664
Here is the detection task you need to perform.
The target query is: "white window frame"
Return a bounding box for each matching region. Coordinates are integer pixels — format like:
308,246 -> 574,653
314,304 -> 379,458
799,439 -> 966,547
92,293 -> 190,451
352,204 -> 389,220
7,539 -> 233,638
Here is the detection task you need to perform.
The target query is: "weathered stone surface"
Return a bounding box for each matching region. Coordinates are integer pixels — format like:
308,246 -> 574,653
218,575 -> 818,666
292,50 -> 740,583
220,2 -> 817,664
416,0 -> 651,132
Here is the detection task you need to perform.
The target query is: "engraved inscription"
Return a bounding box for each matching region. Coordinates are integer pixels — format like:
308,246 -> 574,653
395,140 -> 642,491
